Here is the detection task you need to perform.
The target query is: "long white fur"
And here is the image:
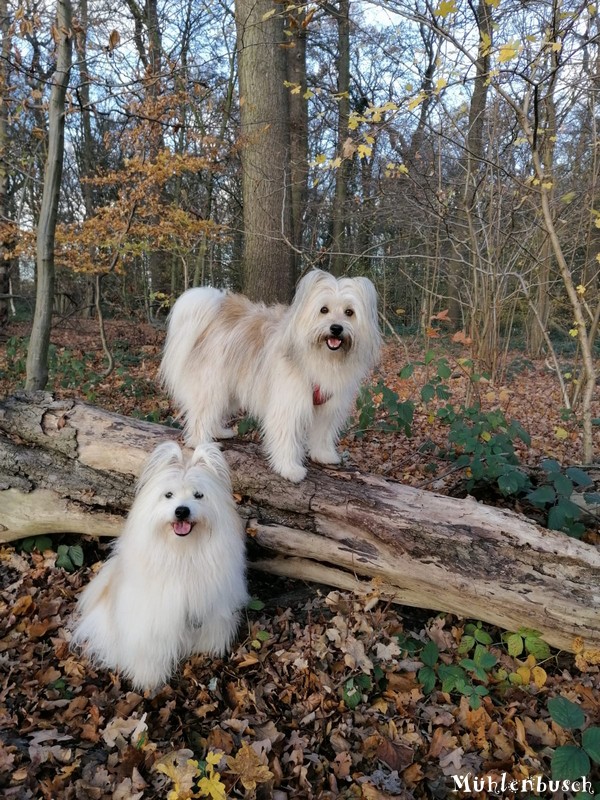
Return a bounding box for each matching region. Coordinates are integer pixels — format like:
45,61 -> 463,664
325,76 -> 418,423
159,269 -> 381,483
70,441 -> 248,690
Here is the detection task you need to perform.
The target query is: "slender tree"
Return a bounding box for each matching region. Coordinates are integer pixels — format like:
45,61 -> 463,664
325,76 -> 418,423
25,0 -> 73,390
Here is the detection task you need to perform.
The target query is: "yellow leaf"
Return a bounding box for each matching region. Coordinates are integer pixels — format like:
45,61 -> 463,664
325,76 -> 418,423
498,42 -> 519,62
153,751 -> 199,800
551,41 -> 562,51
435,0 -> 458,16
197,771 -> 227,800
364,134 -> 375,144
516,665 -> 531,684
348,113 -> 362,130
480,32 -> 492,56
434,77 -> 447,94
290,84 -> 302,94
588,4 -> 597,14
485,0 -> 500,6
261,8 -> 276,21
303,89 -> 314,99
577,284 -> 586,295
357,144 -> 372,158
314,154 -> 327,164
481,431 -> 492,442
532,666 -> 547,688
554,427 -> 569,440
330,157 -> 342,168
407,92 -> 425,111
561,191 -> 576,203
569,327 -> 578,337
541,181 -> 553,189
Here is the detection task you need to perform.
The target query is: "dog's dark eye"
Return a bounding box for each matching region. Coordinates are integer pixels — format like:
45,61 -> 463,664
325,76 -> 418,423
345,308 -> 354,317
194,491 -> 204,499
320,306 -> 329,314
165,491 -> 173,499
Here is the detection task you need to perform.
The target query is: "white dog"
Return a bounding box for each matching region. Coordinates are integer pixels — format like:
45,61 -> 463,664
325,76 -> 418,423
159,269 -> 381,482
71,441 -> 248,690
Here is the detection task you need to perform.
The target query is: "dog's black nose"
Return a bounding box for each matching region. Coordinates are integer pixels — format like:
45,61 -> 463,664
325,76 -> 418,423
174,505 -> 190,520
330,324 -> 344,337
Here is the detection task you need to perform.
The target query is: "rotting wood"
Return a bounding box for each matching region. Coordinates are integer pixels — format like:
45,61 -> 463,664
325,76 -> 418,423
1,391 -> 599,653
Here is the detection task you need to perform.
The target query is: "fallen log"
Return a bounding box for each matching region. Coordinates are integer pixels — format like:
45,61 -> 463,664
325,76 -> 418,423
1,391 -> 599,653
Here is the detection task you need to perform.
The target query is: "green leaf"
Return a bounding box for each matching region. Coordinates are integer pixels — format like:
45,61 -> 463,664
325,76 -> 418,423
548,696 -> 585,730
421,383 -> 435,403
56,553 -> 75,572
566,467 -> 593,488
457,635 -> 475,654
551,745 -> 590,782
498,471 -> 521,495
68,545 -> 84,568
399,364 -> 414,379
474,628 -> 492,645
552,473 -> 575,498
541,458 -> 562,474
418,665 -> 436,694
582,727 -> 600,764
524,635 -> 551,660
421,640 -> 439,667
437,361 -> 452,379
247,597 -> 265,611
424,349 -> 436,365
527,485 -> 556,508
506,633 -> 524,657
342,679 -> 362,710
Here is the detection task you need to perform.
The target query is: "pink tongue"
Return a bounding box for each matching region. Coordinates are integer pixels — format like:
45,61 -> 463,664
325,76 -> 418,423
327,337 -> 342,349
173,520 -> 192,536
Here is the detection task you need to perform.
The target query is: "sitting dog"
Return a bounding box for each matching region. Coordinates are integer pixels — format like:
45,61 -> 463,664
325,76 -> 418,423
71,441 -> 248,690
159,269 -> 381,482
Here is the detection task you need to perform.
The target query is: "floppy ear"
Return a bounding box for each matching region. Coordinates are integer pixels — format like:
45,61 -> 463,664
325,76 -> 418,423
191,442 -> 232,489
137,440 -> 184,491
352,277 -> 380,330
291,268 -> 333,310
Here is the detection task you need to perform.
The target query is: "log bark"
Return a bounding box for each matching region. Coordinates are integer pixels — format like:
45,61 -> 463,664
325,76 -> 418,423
1,391 -> 599,653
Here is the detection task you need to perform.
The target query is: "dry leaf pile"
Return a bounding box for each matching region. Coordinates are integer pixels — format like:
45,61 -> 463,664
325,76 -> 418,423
1,542 -> 599,799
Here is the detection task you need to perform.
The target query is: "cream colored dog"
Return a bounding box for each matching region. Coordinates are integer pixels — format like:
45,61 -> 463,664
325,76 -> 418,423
160,269 -> 381,482
71,441 -> 248,690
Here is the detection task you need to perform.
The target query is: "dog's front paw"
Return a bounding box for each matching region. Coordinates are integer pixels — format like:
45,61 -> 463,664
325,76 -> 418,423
277,463 -> 307,483
310,449 -> 342,466
215,426 -> 236,439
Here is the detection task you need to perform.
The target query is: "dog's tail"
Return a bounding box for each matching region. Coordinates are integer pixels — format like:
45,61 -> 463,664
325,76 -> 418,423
159,287 -> 225,400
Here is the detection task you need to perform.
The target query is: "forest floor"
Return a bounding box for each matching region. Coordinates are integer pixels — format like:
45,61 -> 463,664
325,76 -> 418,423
1,318 -> 599,799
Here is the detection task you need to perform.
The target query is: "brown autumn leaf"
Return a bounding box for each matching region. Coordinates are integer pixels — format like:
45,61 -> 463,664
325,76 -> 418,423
225,741 -> 273,793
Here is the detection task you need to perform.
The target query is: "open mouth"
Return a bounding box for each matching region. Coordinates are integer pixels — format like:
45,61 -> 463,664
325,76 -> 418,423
326,337 -> 343,351
172,520 -> 194,536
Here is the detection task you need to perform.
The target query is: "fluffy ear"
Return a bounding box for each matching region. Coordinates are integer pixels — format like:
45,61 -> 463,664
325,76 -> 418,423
137,440 -> 184,491
191,442 -> 232,489
292,268 -> 333,309
352,277 -> 379,324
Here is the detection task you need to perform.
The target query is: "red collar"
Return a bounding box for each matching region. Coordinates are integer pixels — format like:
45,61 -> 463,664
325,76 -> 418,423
313,386 -> 331,405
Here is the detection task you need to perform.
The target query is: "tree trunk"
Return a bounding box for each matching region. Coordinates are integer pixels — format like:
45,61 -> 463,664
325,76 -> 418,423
235,0 -> 295,302
1,392 -> 599,654
330,0 -> 351,277
446,0 -> 491,330
286,17 -> 308,281
0,0 -> 11,330
25,0 -> 72,390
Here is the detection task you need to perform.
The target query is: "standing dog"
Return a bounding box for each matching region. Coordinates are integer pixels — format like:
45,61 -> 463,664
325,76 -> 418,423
71,441 -> 248,690
159,269 -> 381,482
